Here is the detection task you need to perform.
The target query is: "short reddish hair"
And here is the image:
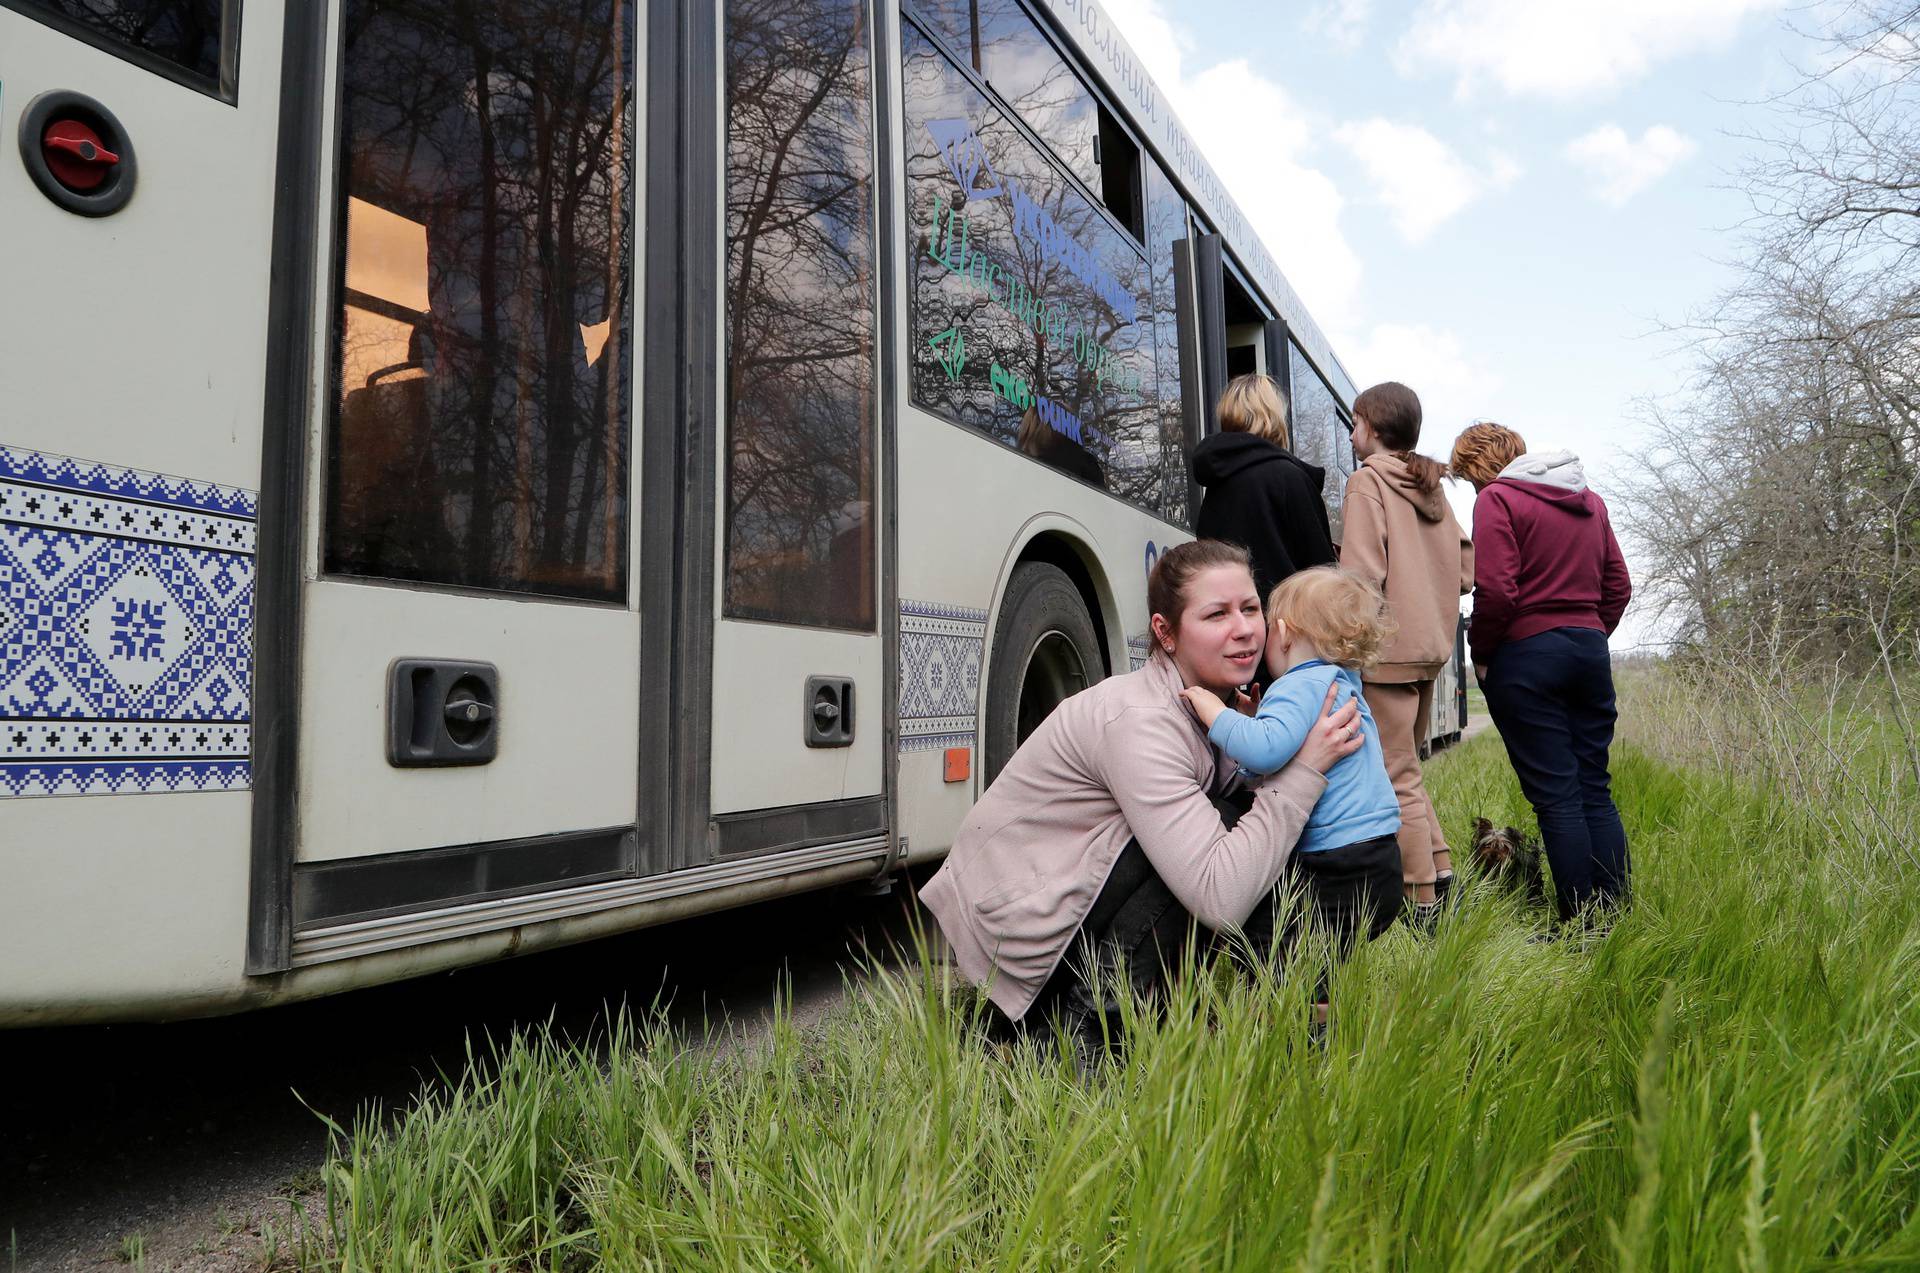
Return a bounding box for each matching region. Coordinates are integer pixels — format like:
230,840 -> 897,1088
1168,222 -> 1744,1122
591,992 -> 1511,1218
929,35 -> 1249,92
1450,422 -> 1526,488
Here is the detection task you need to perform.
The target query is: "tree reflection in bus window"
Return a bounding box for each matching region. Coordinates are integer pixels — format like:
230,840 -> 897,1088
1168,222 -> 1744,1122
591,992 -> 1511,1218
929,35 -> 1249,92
908,0 -> 978,68
904,0 -> 1098,190
12,0 -> 228,90
1144,158 -> 1189,525
902,20 -> 1168,521
972,0 -> 1098,191
325,0 -> 634,602
723,0 -> 877,630
1289,340 -> 1353,543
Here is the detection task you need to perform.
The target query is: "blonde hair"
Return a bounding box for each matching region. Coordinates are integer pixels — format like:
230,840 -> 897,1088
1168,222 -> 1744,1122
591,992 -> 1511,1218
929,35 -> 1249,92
1267,567 -> 1393,671
1449,422 -> 1527,489
1216,373 -> 1290,448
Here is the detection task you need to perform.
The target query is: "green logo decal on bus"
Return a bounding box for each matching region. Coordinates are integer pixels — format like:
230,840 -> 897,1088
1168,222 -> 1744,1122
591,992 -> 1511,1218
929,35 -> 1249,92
929,324 -> 968,383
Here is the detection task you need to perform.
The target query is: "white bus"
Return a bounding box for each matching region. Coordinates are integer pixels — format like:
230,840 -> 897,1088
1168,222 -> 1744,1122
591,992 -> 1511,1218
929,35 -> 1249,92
0,0 -> 1454,1024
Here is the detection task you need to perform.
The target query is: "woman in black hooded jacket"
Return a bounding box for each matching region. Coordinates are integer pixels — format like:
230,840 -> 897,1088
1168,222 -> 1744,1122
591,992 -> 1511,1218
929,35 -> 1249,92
1193,373 -> 1338,605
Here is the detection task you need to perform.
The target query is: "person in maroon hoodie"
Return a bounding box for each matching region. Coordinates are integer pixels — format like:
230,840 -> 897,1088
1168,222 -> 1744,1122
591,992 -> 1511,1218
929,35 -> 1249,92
1449,423 -> 1632,922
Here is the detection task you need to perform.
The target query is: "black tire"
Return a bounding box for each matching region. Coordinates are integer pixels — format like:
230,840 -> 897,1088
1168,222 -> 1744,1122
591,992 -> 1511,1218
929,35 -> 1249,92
983,562 -> 1105,784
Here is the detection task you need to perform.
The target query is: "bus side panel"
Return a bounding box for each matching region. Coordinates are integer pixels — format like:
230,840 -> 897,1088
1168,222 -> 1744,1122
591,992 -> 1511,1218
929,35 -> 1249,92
0,18 -> 279,491
0,796 -> 252,1023
893,405 -> 1170,863
0,7 -> 286,1020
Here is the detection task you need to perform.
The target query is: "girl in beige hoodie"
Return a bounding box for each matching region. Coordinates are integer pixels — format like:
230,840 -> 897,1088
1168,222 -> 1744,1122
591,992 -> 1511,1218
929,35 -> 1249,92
1343,382 -> 1473,924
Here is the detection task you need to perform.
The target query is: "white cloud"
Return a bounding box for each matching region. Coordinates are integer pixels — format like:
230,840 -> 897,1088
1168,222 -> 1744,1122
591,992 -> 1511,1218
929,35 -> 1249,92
1395,0 -> 1781,99
1093,0 -> 1188,95
1102,0 -> 1364,327
1333,119 -> 1520,242
1306,0 -> 1373,50
1564,124 -> 1697,204
1340,322 -> 1503,443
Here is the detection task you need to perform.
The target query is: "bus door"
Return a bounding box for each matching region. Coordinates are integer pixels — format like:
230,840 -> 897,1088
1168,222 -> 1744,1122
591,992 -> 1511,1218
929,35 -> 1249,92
702,0 -> 890,865
287,0 -> 644,963
1179,235 -> 1272,431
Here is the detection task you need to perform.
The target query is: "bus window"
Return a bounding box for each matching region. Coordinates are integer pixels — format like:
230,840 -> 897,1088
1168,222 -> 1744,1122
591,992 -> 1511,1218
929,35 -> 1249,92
8,1 -> 234,98
973,0 -> 1099,192
1143,159 -> 1189,524
1222,268 -> 1266,382
723,0 -> 878,631
1289,339 -> 1355,541
910,0 -> 980,69
323,0 -> 634,603
903,19 -> 1171,520
1095,106 -> 1143,243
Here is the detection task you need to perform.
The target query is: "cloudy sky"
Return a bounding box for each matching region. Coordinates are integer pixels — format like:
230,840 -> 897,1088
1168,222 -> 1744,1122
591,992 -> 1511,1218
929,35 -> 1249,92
1098,0 -> 1815,649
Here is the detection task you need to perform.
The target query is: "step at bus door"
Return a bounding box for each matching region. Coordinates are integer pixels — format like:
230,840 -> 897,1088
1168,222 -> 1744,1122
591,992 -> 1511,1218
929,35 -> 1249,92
284,0 -> 643,966
701,0 -> 890,866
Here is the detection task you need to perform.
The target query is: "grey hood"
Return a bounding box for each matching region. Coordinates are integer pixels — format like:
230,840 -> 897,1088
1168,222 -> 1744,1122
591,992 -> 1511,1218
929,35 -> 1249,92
1497,449 -> 1587,494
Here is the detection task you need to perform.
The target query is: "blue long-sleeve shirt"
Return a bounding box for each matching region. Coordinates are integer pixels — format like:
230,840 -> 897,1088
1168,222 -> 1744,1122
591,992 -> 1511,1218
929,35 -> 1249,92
1208,660 -> 1401,853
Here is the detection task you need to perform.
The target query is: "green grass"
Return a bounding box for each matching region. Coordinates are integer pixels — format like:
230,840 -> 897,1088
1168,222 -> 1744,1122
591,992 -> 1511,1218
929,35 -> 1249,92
308,734 -> 1920,1271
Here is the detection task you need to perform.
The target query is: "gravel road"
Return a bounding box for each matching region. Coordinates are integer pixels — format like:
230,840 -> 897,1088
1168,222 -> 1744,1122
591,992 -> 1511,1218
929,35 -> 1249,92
2,877 -> 925,1271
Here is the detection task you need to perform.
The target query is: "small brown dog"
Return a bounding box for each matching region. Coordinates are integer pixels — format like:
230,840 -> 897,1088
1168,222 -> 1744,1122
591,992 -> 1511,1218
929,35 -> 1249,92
1470,818 -> 1547,906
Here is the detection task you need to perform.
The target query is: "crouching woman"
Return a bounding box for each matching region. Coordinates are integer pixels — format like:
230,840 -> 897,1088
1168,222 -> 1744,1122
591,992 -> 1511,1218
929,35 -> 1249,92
919,540 -> 1364,1045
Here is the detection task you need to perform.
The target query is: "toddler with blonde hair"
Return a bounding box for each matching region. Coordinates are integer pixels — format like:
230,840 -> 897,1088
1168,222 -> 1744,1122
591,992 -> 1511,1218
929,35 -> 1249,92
1183,567 -> 1405,959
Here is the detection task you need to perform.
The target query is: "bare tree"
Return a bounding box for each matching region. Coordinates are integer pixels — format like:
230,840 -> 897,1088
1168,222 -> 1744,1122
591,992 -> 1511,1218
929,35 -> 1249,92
1620,3 -> 1920,663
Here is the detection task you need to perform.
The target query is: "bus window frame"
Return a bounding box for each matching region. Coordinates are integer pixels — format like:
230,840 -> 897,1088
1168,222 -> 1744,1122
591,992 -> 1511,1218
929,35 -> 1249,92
0,0 -> 243,103
901,0 -> 1149,259
1008,0 -> 1357,422
317,0 -> 639,607
1217,248 -> 1273,387
901,4 -> 1195,528
1286,333 -> 1358,528
719,0 -> 886,633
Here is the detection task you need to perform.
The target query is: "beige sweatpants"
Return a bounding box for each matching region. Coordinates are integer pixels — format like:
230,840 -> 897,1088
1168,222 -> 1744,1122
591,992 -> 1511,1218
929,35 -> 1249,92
1362,679 -> 1452,889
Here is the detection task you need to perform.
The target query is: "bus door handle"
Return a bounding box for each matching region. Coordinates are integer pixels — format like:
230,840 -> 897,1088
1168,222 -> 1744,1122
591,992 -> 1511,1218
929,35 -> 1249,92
387,659 -> 499,766
805,676 -> 854,747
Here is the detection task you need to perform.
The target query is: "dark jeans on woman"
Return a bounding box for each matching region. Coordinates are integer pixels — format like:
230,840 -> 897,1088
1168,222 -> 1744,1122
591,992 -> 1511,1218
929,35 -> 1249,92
1480,626 -> 1630,920
1017,797 -> 1401,1053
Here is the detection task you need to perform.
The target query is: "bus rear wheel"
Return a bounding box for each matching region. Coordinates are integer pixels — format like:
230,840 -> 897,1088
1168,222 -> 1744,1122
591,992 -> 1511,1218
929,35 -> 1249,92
983,562 -> 1104,784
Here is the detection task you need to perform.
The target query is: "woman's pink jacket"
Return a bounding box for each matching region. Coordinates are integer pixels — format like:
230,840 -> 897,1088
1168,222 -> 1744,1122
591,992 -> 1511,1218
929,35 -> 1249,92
919,654 -> 1328,1021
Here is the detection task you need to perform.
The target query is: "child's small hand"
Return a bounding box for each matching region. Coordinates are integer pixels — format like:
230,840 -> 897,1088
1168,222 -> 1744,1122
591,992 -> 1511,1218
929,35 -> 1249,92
1233,686 -> 1260,716
1180,685 -> 1228,728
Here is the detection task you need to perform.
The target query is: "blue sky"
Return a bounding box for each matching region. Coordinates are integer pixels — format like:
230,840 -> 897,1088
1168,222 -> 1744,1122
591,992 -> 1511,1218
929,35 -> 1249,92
1098,0 -> 1815,646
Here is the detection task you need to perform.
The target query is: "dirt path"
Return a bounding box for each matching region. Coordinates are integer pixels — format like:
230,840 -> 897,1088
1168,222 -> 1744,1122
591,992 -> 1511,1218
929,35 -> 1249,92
2,882 -> 923,1272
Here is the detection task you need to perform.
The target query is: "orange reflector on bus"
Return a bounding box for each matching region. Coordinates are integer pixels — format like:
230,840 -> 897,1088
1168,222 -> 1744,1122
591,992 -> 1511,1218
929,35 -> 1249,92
944,747 -> 970,783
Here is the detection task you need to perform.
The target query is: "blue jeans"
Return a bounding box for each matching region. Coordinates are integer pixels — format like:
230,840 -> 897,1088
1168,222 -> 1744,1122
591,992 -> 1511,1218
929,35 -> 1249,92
1481,627 -> 1629,919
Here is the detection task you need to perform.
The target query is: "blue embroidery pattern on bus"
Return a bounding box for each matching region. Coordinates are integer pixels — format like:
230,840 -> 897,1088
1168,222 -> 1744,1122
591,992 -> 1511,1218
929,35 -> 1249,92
0,445 -> 255,798
899,600 -> 987,752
